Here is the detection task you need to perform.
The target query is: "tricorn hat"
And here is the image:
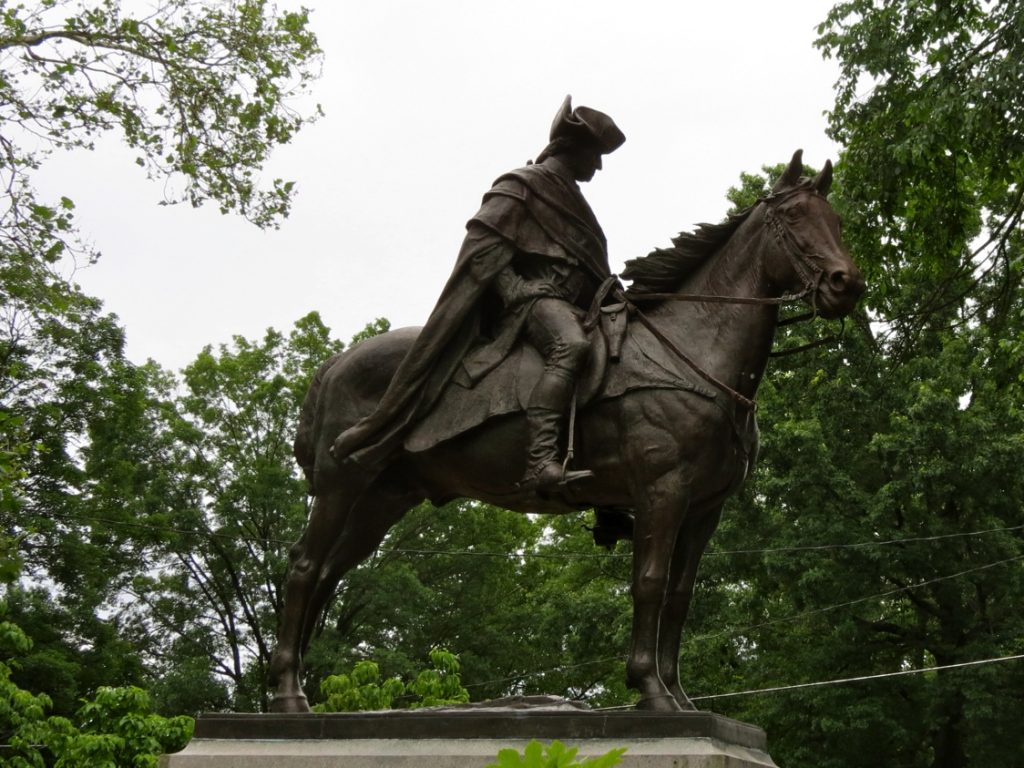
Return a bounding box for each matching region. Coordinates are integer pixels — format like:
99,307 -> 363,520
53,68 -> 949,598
549,95 -> 625,154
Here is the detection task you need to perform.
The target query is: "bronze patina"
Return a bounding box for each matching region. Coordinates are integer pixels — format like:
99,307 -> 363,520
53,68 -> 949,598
267,100 -> 865,712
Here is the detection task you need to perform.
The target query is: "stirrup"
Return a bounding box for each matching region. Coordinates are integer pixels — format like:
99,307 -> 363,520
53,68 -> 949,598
519,463 -> 594,497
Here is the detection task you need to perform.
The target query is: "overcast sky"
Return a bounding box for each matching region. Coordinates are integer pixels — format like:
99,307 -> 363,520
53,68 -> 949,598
36,1 -> 843,373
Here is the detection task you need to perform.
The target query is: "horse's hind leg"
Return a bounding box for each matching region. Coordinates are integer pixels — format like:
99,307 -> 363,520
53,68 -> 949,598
657,503 -> 724,710
269,485 -> 352,712
300,481 -> 419,649
270,477 -> 419,712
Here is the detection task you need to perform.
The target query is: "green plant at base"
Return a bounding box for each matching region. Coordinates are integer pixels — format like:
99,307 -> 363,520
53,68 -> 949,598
47,686 -> 194,767
1,610 -> 193,767
487,740 -> 626,768
313,648 -> 470,712
312,660 -> 406,713
407,648 -> 470,709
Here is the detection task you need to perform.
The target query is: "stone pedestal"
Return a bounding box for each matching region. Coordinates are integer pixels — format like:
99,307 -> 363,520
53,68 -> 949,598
161,710 -> 777,767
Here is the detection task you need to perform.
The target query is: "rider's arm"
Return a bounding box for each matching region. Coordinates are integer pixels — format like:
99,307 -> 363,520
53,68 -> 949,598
493,259 -> 528,306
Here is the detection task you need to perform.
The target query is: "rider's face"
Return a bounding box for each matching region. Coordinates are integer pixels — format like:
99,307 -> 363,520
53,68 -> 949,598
566,146 -> 603,182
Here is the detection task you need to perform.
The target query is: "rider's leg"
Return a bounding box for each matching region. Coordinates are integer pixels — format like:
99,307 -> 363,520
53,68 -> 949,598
521,298 -> 592,493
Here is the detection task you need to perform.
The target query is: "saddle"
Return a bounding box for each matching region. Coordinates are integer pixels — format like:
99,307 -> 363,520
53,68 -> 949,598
404,304 -> 715,454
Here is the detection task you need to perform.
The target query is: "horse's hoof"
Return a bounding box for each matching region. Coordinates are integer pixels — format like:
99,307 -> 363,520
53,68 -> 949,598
270,693 -> 311,713
667,685 -> 698,711
636,693 -> 684,713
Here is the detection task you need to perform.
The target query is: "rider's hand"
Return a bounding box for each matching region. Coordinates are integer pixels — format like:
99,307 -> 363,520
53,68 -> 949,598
495,266 -> 558,306
518,279 -> 559,302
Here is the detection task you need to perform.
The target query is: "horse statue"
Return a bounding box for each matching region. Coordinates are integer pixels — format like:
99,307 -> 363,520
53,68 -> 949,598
268,150 -> 865,713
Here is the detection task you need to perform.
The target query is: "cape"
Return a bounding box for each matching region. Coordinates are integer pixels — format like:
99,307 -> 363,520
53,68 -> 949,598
331,160 -> 613,473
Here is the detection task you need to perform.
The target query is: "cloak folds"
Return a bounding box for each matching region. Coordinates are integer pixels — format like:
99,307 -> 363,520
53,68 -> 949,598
331,161 -> 613,474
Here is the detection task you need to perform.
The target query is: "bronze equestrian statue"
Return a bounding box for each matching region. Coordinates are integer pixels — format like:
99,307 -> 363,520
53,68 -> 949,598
268,99 -> 866,712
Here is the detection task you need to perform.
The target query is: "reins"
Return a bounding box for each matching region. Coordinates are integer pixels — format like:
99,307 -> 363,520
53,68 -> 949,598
626,302 -> 758,410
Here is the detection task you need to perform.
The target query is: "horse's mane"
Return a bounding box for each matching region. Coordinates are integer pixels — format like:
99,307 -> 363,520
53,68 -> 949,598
621,177 -> 818,295
621,206 -> 755,294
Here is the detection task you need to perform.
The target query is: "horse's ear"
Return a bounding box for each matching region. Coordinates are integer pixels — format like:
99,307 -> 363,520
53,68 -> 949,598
812,159 -> 833,196
772,149 -> 804,192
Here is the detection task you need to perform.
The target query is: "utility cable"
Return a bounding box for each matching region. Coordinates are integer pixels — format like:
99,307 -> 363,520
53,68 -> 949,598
689,554 -> 1024,642
689,653 -> 1024,702
463,554 -> 1024,690
25,510 -> 1024,562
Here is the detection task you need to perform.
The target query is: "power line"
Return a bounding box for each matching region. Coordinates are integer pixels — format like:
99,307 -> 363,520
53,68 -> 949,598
689,653 -> 1024,702
464,554 -> 1024,691
704,524 -> 1024,556
387,523 -> 1024,559
27,510 -> 1024,562
690,554 -> 1024,642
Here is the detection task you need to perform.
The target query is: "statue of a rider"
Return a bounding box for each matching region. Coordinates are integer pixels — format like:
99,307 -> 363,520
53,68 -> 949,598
331,95 -> 625,496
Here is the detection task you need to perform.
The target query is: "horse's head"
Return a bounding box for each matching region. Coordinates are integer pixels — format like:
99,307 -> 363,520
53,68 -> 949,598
761,150 -> 865,319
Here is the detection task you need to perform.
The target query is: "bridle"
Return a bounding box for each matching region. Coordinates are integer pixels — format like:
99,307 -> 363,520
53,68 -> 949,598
614,189 -> 842,410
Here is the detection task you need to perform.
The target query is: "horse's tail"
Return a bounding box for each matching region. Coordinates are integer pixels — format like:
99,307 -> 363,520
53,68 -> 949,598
293,351 -> 345,492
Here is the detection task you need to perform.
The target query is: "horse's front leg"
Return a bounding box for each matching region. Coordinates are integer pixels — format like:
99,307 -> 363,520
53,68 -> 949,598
657,503 -> 724,710
626,470 -> 689,712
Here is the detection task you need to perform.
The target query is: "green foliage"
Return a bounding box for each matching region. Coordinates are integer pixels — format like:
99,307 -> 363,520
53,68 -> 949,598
0,613 -> 52,768
700,309 -> 1024,768
47,686 -> 193,768
815,0 -> 1024,358
407,648 -> 470,708
487,740 -> 625,768
299,498 -> 634,710
0,0 -> 322,234
0,608 -> 192,767
0,0 -> 325,721
312,648 -> 469,712
349,318 -> 391,347
1,11 -> 1020,768
127,312 -> 343,711
2,588 -> 146,718
798,9 -> 1024,766
312,660 -> 405,713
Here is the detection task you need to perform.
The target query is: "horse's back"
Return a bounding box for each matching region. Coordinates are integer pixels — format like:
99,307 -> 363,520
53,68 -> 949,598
294,327 -> 421,482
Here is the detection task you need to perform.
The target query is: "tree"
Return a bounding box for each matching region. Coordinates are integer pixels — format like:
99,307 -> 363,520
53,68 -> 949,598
0,0 -> 323,716
677,150 -> 1024,767
126,313 -> 342,712
1,600 -> 192,767
487,740 -> 625,768
311,648 -> 469,712
804,6 -> 1024,764
0,0 -> 322,238
301,499 -> 548,703
815,0 -> 1024,359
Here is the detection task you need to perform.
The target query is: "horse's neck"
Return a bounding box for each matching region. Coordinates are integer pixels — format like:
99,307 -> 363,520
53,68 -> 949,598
649,210 -> 780,400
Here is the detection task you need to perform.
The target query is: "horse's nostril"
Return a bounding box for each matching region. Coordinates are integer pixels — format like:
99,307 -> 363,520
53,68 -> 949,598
829,269 -> 866,295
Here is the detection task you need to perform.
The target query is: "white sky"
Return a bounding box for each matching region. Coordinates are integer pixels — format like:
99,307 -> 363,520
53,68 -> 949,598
36,1 -> 842,372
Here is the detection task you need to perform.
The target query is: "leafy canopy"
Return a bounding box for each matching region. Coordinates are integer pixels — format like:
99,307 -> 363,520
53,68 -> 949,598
0,0 -> 323,239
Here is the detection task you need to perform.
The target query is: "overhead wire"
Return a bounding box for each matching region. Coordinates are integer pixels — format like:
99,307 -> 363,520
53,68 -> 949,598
20,510 -> 1024,701
689,553 -> 1024,642
687,653 -> 1024,702
590,653 -> 1024,710
25,510 -> 1024,562
462,553 -> 1024,691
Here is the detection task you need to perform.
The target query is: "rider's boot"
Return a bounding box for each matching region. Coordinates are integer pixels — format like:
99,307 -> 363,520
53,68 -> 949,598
520,406 -> 594,497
